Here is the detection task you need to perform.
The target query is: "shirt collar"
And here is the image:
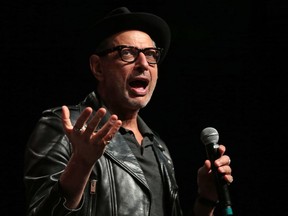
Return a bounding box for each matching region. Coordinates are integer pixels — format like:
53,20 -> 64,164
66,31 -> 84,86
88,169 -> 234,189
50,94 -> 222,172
119,115 -> 154,142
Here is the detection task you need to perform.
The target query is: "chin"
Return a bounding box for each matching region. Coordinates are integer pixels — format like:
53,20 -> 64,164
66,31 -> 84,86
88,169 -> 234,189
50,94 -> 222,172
129,98 -> 150,110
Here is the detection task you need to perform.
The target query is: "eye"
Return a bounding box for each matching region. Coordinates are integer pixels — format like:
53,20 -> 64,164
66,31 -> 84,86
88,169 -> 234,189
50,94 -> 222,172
145,49 -> 159,58
121,48 -> 136,57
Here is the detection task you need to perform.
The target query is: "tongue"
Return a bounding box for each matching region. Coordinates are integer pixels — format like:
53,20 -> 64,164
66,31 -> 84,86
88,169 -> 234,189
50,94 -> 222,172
130,81 -> 147,94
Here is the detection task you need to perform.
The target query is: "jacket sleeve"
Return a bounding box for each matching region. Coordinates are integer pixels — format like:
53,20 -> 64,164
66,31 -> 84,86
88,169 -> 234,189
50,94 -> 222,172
23,107 -> 84,216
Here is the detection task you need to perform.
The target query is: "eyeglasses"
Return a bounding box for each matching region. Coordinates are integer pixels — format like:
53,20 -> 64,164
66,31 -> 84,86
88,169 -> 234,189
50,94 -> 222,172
96,45 -> 163,64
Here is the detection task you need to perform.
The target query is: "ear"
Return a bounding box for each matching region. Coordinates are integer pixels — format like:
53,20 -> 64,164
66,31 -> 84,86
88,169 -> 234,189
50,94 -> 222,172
90,54 -> 104,81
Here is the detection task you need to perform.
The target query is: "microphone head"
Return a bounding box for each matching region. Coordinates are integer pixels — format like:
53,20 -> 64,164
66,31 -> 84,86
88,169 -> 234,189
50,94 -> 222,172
201,127 -> 219,145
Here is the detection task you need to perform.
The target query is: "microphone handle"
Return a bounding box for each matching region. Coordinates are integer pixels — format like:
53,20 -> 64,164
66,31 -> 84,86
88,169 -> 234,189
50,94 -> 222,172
205,143 -> 233,216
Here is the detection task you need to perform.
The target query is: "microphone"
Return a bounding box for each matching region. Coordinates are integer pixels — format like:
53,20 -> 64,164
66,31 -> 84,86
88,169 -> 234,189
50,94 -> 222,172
200,127 -> 233,216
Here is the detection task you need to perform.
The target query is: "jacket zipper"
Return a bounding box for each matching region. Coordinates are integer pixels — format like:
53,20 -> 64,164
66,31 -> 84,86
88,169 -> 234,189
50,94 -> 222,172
89,179 -> 97,216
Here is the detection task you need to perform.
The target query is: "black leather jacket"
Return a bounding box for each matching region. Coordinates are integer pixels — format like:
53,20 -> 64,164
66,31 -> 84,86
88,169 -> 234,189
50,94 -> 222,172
24,92 -> 183,216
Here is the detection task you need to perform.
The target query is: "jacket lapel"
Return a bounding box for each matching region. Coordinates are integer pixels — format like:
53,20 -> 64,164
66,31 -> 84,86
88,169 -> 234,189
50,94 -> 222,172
105,133 -> 149,189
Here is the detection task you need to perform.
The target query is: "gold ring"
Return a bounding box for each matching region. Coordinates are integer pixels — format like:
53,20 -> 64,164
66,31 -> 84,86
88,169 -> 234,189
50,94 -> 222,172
73,127 -> 83,132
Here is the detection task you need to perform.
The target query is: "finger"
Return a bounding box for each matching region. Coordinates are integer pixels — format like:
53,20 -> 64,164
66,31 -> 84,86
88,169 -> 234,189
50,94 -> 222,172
102,119 -> 122,145
92,115 -> 122,145
227,175 -> 234,184
62,105 -> 73,132
218,144 -> 226,155
218,164 -> 232,175
83,107 -> 107,135
215,155 -> 230,167
97,114 -> 119,137
73,107 -> 93,132
223,173 -> 234,185
217,163 -> 233,185
198,160 -> 213,176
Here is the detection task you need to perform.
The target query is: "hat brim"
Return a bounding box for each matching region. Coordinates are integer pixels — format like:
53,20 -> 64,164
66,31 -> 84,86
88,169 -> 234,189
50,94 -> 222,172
86,11 -> 171,64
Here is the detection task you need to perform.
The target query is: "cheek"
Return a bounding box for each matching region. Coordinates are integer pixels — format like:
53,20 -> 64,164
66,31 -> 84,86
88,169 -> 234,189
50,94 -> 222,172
151,71 -> 158,85
105,70 -> 127,89
148,76 -> 158,93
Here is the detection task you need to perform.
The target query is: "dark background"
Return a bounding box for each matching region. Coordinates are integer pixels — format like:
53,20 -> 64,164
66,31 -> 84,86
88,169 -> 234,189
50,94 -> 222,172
2,0 -> 288,215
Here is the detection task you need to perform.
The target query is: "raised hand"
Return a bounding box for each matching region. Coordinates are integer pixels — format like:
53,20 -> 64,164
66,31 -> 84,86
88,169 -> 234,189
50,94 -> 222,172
61,105 -> 122,166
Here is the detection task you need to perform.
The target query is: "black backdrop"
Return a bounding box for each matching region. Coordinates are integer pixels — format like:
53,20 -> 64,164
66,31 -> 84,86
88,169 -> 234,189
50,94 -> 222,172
2,1 -> 288,215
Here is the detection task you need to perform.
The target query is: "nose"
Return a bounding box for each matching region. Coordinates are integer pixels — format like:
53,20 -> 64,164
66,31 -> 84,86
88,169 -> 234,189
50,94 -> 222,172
135,52 -> 149,68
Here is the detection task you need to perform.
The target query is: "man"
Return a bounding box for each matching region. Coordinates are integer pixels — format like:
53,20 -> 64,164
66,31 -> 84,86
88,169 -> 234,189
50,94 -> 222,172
24,7 -> 233,216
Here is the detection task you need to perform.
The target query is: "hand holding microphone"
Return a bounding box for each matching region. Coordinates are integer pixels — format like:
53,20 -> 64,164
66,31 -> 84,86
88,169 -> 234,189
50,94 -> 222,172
200,127 -> 233,216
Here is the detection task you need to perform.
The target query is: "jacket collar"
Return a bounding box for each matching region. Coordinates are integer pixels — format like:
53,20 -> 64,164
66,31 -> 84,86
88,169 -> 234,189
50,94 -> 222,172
83,91 -> 169,186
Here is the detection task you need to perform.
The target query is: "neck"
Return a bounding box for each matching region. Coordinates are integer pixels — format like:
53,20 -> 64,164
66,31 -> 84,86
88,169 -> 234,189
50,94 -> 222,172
122,119 -> 143,145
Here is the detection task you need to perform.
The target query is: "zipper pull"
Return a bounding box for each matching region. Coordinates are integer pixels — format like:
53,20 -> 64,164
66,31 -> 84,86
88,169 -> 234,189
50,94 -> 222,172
90,179 -> 97,194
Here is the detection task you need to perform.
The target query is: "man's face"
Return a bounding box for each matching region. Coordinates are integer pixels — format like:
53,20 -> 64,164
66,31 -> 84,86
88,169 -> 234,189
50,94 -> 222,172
91,30 -> 159,115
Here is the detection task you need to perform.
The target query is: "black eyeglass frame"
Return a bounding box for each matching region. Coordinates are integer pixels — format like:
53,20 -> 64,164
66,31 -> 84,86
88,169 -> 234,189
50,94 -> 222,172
95,45 -> 163,64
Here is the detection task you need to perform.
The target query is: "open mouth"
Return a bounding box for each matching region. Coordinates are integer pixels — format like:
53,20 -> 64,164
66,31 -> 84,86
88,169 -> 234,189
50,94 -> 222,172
129,79 -> 149,89
128,77 -> 149,95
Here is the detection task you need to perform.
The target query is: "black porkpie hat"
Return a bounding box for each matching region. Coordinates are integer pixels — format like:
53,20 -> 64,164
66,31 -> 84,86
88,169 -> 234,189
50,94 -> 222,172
87,7 -> 171,64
